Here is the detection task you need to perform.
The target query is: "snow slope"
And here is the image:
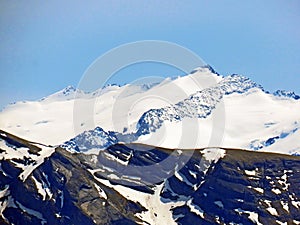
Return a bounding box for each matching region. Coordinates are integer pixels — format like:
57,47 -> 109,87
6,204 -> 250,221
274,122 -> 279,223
0,66 -> 221,145
137,87 -> 300,155
0,65 -> 299,155
0,131 -> 55,182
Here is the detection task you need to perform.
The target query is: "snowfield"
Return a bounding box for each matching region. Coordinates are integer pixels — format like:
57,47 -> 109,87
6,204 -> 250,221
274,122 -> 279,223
0,66 -> 299,155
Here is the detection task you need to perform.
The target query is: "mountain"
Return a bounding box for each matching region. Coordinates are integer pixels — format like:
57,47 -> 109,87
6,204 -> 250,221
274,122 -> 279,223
1,130 -> 300,225
1,64 -> 300,224
135,74 -> 300,155
60,127 -> 118,154
136,74 -> 263,136
1,65 -> 299,155
0,66 -> 221,145
60,71 -> 300,155
273,90 -> 300,100
40,85 -> 87,102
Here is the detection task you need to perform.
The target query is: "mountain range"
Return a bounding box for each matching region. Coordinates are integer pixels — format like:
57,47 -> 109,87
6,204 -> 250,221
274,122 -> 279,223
0,65 -> 300,224
1,129 -> 300,225
1,66 -> 299,155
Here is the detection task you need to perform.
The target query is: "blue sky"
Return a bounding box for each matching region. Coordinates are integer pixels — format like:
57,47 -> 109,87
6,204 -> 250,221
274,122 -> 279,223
1,1 -> 300,107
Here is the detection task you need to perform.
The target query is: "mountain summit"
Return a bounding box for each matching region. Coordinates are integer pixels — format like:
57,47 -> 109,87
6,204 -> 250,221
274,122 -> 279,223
190,64 -> 220,75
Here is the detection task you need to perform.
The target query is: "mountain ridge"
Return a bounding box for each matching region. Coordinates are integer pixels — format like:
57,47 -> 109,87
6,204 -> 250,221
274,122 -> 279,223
1,130 -> 300,224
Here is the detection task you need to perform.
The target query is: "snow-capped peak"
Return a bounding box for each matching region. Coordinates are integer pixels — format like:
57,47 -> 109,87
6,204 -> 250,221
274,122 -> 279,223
40,85 -> 86,101
220,74 -> 263,94
190,64 -> 220,75
61,85 -> 77,95
60,126 -> 118,153
1,66 -> 300,156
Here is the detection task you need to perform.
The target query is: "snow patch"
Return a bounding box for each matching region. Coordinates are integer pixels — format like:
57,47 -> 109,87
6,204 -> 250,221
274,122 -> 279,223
280,201 -> 289,212
89,169 -> 184,225
245,170 -> 256,176
272,188 -> 281,195
94,183 -> 107,199
31,176 -> 47,201
234,208 -> 262,225
201,148 -> 226,163
187,199 -> 204,218
0,139 -> 55,182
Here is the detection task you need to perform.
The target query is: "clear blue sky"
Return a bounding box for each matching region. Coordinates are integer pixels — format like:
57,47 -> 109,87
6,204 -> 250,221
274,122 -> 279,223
1,1 -> 300,107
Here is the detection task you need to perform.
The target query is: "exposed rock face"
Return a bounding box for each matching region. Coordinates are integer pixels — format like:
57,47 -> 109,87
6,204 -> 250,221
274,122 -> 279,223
168,150 -> 300,224
273,90 -> 300,100
0,131 -> 144,225
1,130 -> 300,224
136,74 -> 263,136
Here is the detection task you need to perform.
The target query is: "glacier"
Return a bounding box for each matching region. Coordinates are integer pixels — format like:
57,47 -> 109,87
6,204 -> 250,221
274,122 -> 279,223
0,65 -> 300,155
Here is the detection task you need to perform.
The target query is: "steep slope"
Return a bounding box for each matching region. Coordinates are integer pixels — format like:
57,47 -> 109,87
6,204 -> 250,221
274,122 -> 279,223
0,130 -> 145,225
1,130 -> 300,225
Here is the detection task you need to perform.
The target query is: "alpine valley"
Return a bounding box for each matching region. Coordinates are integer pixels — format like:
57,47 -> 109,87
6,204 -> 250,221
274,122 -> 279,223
0,66 -> 300,225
